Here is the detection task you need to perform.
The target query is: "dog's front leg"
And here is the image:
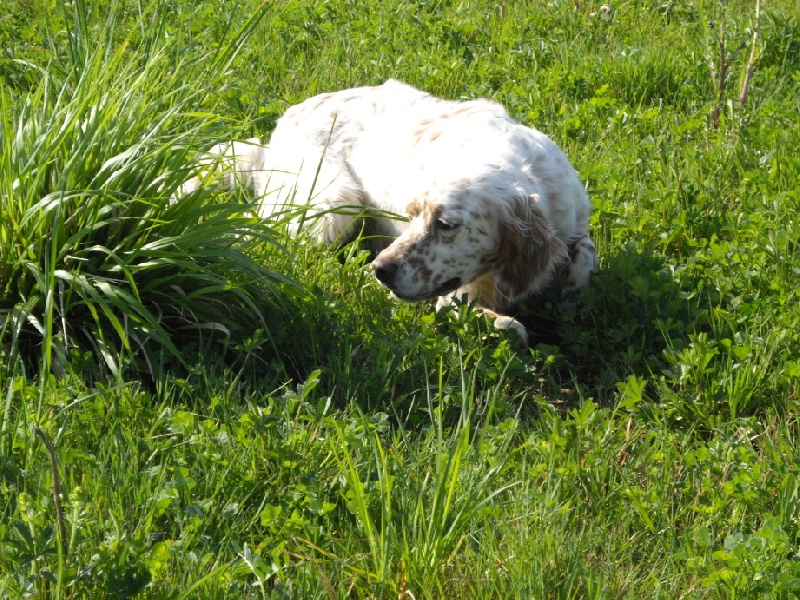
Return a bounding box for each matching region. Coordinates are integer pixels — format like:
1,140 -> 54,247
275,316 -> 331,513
479,309 -> 529,349
434,295 -> 529,348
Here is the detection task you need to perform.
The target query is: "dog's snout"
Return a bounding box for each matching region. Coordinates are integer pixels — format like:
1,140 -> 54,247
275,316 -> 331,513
372,257 -> 397,286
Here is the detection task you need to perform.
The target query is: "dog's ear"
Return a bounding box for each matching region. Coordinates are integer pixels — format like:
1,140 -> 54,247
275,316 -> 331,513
494,195 -> 568,306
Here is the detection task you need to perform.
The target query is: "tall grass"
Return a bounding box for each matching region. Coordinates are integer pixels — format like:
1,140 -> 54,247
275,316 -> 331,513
331,359 -> 518,595
0,0 -> 289,383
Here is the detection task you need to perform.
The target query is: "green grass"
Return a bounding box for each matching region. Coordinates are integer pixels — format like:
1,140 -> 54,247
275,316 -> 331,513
2,0 -> 800,597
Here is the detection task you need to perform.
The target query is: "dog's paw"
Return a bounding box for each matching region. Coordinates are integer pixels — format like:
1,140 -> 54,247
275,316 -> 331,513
493,315 -> 529,349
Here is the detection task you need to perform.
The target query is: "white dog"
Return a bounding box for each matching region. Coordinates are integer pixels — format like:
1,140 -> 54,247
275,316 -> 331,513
179,80 -> 597,346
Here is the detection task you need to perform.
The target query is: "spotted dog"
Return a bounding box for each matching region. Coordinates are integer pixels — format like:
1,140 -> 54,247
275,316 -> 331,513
178,80 -> 598,346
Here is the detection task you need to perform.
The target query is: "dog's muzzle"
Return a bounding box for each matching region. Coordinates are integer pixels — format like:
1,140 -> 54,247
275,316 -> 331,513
371,257 -> 461,301
372,256 -> 398,288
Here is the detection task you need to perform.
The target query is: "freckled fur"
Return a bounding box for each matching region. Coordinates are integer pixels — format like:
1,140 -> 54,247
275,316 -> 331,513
178,80 -> 598,346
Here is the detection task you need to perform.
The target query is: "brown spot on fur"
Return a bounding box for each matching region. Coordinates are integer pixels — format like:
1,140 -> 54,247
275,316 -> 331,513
495,199 -> 568,304
470,273 -> 500,308
569,238 -> 597,259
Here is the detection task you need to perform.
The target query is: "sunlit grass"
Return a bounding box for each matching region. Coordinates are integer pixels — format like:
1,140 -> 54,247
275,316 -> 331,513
1,0 -> 800,597
0,0 -> 289,382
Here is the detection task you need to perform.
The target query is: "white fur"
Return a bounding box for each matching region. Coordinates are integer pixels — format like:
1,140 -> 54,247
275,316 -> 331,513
179,80 -> 598,346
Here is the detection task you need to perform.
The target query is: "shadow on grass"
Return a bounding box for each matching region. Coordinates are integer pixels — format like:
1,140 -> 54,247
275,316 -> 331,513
235,241 -> 715,421
517,244 -> 710,407
150,242 -> 715,425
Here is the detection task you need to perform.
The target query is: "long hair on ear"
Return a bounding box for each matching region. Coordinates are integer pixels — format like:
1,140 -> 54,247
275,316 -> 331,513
493,194 -> 568,308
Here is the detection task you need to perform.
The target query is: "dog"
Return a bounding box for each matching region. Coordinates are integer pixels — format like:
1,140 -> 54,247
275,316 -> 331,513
178,80 -> 597,346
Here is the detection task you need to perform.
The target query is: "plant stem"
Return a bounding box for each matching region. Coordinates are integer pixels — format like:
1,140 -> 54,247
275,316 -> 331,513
712,23 -> 727,129
35,427 -> 68,559
739,0 -> 763,107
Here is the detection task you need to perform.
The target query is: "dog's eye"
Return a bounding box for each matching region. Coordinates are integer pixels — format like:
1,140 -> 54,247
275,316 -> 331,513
435,218 -> 459,232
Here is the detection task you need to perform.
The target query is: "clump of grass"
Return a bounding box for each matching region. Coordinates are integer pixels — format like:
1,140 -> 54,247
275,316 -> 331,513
0,0 -> 287,380
329,357 -> 519,596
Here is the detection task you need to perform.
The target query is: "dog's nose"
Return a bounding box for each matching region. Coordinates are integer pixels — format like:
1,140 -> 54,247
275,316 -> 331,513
371,257 -> 397,286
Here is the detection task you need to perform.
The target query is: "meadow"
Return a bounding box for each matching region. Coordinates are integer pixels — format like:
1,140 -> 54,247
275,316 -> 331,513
1,0 -> 799,597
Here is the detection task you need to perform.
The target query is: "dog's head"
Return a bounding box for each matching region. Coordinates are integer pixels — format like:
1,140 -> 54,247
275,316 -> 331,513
371,180 -> 568,309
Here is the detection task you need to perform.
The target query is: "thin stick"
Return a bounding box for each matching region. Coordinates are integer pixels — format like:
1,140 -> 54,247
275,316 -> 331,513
739,0 -> 762,108
34,427 -> 68,558
711,30 -> 727,129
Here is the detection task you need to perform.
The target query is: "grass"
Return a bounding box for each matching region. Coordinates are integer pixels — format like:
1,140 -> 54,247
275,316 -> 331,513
1,0 -> 800,597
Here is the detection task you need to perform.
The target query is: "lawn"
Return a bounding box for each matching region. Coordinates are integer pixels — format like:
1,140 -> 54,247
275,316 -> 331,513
1,0 -> 800,597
